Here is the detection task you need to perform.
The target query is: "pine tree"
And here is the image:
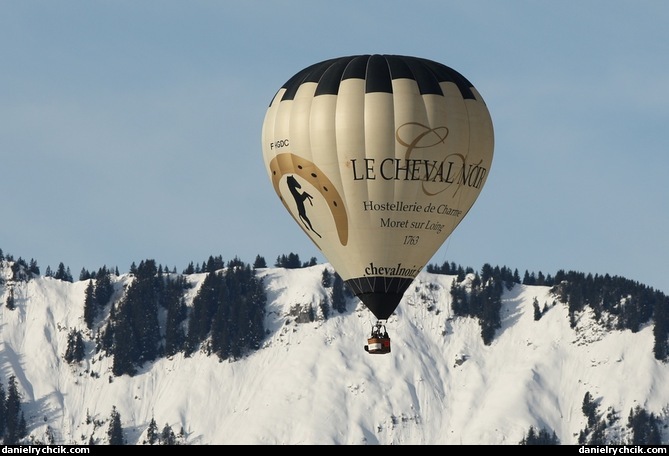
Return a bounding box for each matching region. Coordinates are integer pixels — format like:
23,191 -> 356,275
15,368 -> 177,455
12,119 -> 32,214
131,260 -> 161,363
164,278 -> 187,357
480,263 -> 494,284
253,255 -> 267,268
95,268 -> 114,307
286,253 -> 301,268
331,273 -> 347,313
209,264 -> 267,360
206,255 -> 225,272
478,281 -> 502,345
111,259 -> 162,374
17,413 -> 27,443
28,258 -> 40,276
6,288 -> 15,310
522,425 -> 536,444
275,253 -> 302,268
64,329 -> 86,363
520,425 -> 560,444
652,295 -> 669,361
160,423 -> 177,445
303,257 -> 317,267
321,268 -> 332,287
450,281 -> 468,316
146,416 -> 158,445
79,267 -> 91,281
186,270 -> 224,354
628,406 -> 662,445
45,425 -> 56,444
582,391 -> 598,427
54,262 -> 73,282
111,299 -> 137,376
0,382 -> 6,438
244,268 -> 267,351
107,406 -> 125,445
319,297 -> 330,320
84,280 -> 96,329
183,262 -> 195,274
5,375 -> 24,444
533,297 -> 541,321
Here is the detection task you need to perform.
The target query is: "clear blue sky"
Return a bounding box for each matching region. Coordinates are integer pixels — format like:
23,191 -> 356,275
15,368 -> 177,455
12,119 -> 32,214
2,1 -> 668,294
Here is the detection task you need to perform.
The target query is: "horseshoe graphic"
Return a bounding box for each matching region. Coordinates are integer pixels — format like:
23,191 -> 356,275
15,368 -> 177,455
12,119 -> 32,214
269,153 -> 349,246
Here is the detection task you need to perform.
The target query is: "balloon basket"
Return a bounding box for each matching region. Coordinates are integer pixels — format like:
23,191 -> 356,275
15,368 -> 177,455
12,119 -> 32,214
364,321 -> 391,355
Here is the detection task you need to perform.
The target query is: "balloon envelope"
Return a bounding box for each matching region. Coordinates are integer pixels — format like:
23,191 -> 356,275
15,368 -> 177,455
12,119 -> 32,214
262,54 -> 494,320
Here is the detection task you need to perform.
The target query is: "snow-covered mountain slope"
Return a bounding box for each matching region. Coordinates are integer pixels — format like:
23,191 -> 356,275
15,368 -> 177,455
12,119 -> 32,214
1,263 -> 667,444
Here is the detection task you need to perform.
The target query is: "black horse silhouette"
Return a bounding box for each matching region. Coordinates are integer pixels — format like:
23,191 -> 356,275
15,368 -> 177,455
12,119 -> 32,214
286,175 -> 321,238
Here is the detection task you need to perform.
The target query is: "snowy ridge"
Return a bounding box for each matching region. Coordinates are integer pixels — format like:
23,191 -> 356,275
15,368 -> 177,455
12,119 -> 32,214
0,263 -> 667,445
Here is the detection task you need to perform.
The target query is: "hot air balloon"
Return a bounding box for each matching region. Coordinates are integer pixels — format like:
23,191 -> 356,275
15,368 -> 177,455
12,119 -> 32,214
261,55 -> 494,354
